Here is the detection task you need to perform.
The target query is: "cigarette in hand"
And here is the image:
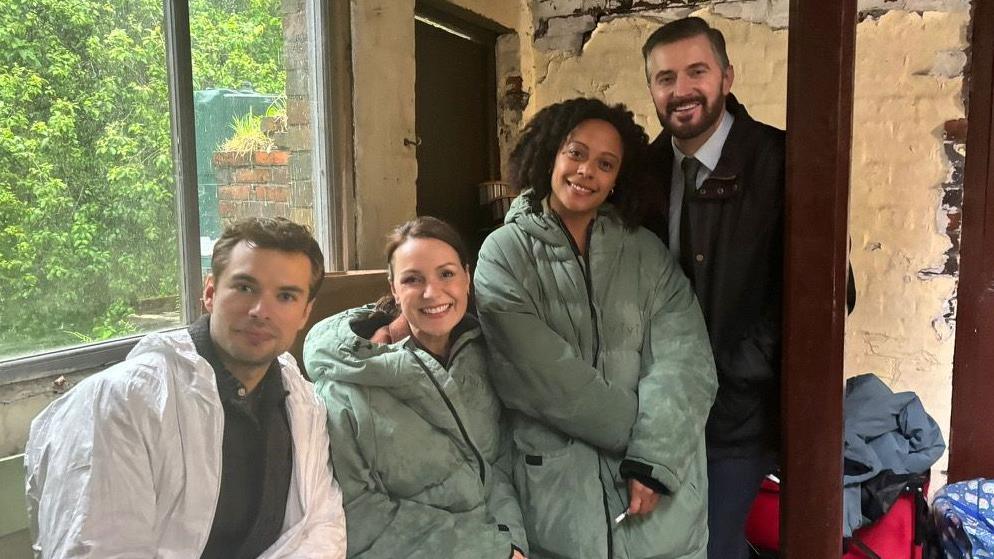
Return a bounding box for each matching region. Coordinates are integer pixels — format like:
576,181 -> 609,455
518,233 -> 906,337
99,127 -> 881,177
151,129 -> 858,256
614,511 -> 629,524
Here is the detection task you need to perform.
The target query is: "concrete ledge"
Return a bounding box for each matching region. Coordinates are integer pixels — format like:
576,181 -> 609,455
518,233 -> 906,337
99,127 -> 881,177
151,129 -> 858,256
0,453 -> 27,538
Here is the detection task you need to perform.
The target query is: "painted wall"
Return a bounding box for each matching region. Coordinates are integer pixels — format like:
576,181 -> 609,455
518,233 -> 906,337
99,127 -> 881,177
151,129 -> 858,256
351,0 -> 419,268
846,9 -> 968,482
515,0 -> 971,484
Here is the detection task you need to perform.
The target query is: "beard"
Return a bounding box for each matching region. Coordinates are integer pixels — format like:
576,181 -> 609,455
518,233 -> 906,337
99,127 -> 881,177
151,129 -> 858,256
657,90 -> 726,141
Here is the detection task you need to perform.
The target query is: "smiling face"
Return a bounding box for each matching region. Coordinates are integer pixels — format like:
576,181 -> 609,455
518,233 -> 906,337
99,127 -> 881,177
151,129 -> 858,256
389,237 -> 470,357
645,33 -> 734,154
549,118 -> 623,224
203,241 -> 314,383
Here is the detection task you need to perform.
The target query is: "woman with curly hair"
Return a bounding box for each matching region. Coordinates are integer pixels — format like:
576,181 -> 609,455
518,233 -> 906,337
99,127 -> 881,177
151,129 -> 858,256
475,97 -> 718,558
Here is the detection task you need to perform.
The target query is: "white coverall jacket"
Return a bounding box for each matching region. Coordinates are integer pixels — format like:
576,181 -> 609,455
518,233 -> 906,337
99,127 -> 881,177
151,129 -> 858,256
24,328 -> 347,558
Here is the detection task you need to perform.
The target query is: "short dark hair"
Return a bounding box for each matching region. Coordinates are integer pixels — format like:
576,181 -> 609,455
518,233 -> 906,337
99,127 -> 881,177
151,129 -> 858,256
211,217 -> 324,301
641,17 -> 730,71
509,97 -> 651,229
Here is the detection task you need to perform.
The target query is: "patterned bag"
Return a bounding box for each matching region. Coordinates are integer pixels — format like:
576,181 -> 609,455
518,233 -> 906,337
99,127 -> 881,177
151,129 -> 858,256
931,479 -> 994,558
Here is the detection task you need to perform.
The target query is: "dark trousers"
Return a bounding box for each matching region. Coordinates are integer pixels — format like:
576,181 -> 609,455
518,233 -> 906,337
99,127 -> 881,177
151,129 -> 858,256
707,451 -> 777,559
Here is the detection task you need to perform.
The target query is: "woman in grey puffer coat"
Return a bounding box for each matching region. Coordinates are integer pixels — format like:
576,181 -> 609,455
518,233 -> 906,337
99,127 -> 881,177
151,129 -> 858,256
475,98 -> 718,559
305,217 -> 527,559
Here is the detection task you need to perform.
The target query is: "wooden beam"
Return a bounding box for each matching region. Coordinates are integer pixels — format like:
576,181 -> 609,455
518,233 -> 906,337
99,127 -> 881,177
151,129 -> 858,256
948,1 -> 994,482
781,1 -> 857,556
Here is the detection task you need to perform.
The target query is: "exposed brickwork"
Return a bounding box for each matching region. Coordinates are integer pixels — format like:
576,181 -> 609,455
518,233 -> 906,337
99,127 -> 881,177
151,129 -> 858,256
214,148 -> 292,224
208,0 -> 316,231
234,168 -> 272,184
254,150 -> 290,166
919,135 -> 965,281
280,0 -> 315,227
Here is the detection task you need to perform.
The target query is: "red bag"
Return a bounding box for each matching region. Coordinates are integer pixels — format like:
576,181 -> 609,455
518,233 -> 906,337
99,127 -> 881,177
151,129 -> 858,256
745,477 -> 782,552
745,476 -> 927,559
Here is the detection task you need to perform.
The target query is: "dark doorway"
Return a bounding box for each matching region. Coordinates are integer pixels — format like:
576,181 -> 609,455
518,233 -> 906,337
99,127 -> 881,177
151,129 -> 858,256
414,7 -> 499,262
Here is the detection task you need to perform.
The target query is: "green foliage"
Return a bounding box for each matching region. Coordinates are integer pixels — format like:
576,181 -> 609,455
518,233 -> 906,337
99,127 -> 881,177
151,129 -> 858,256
190,0 -> 286,94
0,0 -> 287,357
221,109 -> 276,154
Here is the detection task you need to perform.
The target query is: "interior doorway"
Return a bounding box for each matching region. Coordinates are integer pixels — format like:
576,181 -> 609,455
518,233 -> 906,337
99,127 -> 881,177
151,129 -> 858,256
414,6 -> 499,262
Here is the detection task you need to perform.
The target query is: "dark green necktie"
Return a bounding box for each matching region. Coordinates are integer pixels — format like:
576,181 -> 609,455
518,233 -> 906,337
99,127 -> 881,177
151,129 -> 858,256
680,156 -> 702,282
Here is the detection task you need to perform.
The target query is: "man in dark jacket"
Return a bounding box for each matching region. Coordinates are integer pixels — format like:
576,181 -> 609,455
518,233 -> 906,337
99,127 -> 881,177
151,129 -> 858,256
640,17 -> 784,559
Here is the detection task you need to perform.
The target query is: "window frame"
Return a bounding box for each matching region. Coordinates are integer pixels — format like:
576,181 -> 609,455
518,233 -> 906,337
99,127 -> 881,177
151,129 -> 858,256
0,0 -> 351,384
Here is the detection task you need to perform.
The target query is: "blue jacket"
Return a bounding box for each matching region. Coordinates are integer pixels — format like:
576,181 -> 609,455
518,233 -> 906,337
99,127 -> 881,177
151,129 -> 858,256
843,373 -> 945,536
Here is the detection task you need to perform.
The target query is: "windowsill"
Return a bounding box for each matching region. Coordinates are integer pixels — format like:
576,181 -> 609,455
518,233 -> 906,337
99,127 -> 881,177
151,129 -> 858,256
0,270 -> 389,387
0,333 -> 150,386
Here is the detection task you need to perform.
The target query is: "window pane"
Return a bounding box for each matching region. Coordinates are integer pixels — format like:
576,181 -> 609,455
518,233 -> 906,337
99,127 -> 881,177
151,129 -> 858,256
0,0 -> 180,360
190,0 -> 318,279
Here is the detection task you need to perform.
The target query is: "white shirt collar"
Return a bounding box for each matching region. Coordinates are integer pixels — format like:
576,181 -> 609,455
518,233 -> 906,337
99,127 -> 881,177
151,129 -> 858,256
671,108 -> 734,173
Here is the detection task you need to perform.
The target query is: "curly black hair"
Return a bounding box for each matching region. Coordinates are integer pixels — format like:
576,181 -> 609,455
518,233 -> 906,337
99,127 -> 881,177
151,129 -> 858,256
509,97 -> 652,229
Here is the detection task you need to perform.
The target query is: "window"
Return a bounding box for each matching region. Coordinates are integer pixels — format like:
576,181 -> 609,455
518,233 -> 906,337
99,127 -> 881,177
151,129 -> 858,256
0,0 -> 341,377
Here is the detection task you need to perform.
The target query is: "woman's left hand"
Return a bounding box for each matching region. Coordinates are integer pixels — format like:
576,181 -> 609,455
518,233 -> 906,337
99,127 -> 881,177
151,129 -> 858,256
627,478 -> 661,516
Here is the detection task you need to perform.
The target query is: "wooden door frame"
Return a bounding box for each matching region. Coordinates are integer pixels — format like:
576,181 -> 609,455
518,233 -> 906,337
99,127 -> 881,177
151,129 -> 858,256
781,0 -> 857,555
414,0 -> 503,180
948,0 -> 994,482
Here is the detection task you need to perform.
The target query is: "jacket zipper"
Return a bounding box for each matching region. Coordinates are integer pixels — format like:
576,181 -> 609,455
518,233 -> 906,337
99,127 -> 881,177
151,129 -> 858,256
552,214 -> 611,557
580,229 -> 601,369
408,348 -> 487,485
554,216 -> 601,367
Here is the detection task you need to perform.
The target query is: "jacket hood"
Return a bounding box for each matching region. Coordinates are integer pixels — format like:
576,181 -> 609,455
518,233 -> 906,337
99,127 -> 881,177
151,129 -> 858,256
128,328 -> 203,368
304,304 -> 480,389
503,190 -> 622,246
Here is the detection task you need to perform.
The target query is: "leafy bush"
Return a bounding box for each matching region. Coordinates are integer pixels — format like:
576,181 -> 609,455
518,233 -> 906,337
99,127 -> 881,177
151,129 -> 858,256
0,0 -> 286,357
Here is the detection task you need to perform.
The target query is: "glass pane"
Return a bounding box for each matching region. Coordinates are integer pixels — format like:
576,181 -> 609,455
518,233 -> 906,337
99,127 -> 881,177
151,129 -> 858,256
190,0 -> 318,280
0,0 -> 181,360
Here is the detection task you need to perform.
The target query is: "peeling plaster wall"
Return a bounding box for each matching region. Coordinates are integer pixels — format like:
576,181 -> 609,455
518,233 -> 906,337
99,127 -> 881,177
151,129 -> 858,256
846,9 -> 969,483
525,11 -> 788,137
496,0 -> 537,180
0,372 -> 92,457
519,0 -> 970,483
350,0 -> 525,267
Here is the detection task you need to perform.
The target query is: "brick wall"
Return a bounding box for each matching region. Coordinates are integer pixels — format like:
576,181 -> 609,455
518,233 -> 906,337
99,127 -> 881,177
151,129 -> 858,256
214,139 -> 293,223
280,0 -> 315,228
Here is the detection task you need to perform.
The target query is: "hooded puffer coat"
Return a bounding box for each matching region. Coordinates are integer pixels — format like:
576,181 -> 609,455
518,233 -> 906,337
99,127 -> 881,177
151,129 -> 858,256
304,305 -> 527,558
475,195 -> 718,559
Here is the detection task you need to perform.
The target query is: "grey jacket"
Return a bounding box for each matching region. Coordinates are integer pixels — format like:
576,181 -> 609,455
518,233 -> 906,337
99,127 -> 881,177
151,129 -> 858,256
304,306 -> 526,558
475,195 -> 718,558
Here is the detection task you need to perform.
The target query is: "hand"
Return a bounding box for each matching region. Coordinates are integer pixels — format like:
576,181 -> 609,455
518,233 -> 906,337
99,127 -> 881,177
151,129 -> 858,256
387,314 -> 411,342
369,315 -> 411,344
511,550 -> 527,559
370,325 -> 392,344
627,478 -> 660,516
